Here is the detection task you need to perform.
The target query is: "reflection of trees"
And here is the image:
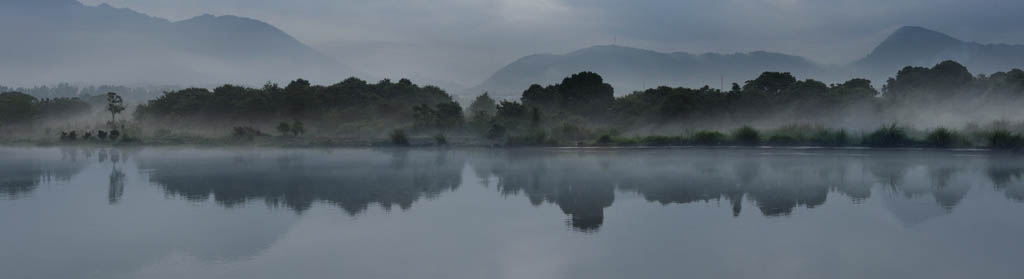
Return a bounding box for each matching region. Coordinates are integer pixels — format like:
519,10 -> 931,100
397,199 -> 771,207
108,168 -> 125,204
468,150 -> 1024,229
476,152 -> 614,232
128,148 -> 1024,233
987,164 -> 1024,202
139,150 -> 464,215
0,148 -> 87,198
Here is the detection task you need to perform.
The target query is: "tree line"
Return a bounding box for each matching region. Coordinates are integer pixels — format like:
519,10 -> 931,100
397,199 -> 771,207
2,60 -> 1024,147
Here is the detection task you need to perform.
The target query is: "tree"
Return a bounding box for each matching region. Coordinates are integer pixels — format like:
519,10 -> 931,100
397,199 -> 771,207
412,102 -> 464,134
468,92 -> 497,119
106,92 -> 125,124
277,122 -> 292,136
434,102 -> 465,132
0,92 -> 39,125
291,120 -> 305,136
743,72 -> 797,94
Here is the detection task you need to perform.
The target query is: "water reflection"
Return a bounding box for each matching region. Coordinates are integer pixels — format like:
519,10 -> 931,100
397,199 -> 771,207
137,149 -> 464,214
0,148 -> 88,198
3,147 -> 1024,232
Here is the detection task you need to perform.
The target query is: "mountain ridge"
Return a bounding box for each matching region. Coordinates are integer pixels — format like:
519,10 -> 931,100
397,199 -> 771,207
0,0 -> 352,87
471,26 -> 1024,99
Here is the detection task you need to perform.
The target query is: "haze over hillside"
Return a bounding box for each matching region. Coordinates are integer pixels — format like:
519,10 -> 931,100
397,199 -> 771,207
469,45 -> 839,99
0,0 -> 352,87
471,26 -> 1024,99
854,26 -> 1024,82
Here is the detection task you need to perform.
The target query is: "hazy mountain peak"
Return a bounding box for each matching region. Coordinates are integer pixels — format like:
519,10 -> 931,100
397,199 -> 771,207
875,26 -> 962,51
854,25 -> 1024,80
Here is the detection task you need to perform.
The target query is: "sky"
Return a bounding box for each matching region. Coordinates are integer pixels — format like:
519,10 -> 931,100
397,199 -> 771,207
78,0 -> 1024,87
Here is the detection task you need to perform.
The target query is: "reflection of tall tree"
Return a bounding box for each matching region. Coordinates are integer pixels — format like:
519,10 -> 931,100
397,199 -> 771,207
139,149 -> 464,215
108,167 -> 125,204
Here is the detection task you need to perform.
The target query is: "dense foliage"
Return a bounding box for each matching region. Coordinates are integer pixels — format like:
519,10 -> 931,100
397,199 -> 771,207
0,92 -> 91,126
133,78 -> 454,133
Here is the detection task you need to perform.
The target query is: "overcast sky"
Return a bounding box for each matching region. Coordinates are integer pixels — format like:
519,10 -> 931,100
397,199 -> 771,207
80,0 -> 1024,87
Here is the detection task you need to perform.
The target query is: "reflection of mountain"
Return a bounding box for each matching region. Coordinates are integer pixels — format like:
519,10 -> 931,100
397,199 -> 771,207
0,148 -> 88,198
138,149 -> 464,214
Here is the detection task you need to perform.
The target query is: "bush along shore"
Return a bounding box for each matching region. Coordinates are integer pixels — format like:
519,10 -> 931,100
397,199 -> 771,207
8,122 -> 1022,151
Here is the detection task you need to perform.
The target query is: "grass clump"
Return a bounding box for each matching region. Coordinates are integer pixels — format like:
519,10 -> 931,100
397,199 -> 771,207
389,129 -> 410,146
638,135 -> 686,146
692,130 -> 727,145
433,134 -> 448,146
231,126 -> 264,141
863,124 -> 912,147
987,129 -> 1023,150
732,126 -> 760,146
810,128 -> 849,146
925,127 -> 965,148
507,131 -> 556,146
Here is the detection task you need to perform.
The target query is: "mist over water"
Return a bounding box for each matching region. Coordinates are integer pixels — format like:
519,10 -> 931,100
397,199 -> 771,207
2,147 -> 1023,278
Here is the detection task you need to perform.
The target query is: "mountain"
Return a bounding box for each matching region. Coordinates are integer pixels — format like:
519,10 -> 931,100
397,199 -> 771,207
854,26 -> 1024,81
0,0 -> 352,87
471,26 -> 1024,100
467,45 -> 838,99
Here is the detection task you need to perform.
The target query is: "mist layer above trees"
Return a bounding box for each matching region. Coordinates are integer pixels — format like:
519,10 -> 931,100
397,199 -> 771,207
2,60 -> 1024,148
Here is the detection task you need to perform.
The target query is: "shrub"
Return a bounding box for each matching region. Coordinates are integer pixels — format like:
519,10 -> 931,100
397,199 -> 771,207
486,124 -> 506,140
434,134 -> 448,146
732,126 -> 760,145
390,129 -> 410,146
507,131 -> 554,146
988,130 -> 1022,150
276,122 -> 291,136
291,120 -> 305,136
639,135 -> 686,146
768,135 -> 800,146
153,128 -> 172,138
97,130 -> 108,140
692,130 -> 726,145
231,126 -> 264,141
810,129 -> 849,146
863,124 -> 912,147
596,134 -> 614,145
926,127 -> 963,148
109,130 -> 120,141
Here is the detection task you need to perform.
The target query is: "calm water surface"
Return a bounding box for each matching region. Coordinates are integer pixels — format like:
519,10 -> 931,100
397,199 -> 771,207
2,147 -> 1023,279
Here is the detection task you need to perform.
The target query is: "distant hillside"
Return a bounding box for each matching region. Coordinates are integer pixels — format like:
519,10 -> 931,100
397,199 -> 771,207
0,0 -> 353,87
468,45 -> 838,99
854,26 -> 1024,81
471,26 -> 1024,100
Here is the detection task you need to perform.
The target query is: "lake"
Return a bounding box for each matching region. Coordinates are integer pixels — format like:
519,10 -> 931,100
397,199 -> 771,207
2,147 -> 1023,278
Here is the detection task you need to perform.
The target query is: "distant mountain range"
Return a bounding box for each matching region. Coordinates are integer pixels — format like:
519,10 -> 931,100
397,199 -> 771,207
2,1 -> 1022,100
471,26 -> 1024,99
0,0 -> 352,87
